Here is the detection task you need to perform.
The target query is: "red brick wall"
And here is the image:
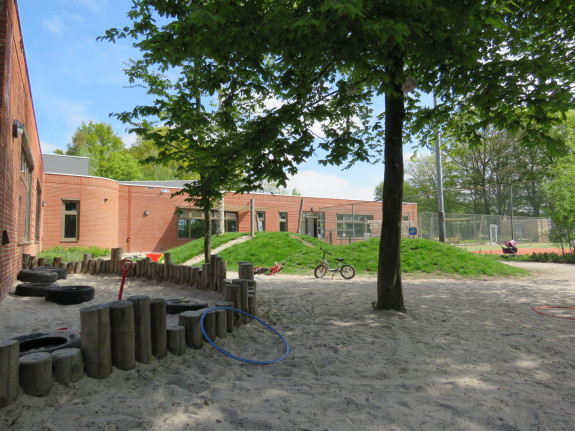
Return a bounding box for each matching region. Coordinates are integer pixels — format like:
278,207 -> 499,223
0,0 -> 44,300
42,174 -> 119,250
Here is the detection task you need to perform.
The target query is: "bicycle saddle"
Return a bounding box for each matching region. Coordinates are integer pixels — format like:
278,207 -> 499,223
336,258 -> 345,262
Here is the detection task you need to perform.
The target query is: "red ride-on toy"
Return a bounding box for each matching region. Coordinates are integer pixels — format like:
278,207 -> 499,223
254,262 -> 284,276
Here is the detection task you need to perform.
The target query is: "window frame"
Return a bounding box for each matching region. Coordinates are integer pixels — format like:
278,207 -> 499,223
62,199 -> 80,242
336,213 -> 374,239
279,211 -> 288,232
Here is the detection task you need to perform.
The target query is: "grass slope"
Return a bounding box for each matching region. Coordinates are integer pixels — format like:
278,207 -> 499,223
167,232 -> 249,264
208,232 -> 528,277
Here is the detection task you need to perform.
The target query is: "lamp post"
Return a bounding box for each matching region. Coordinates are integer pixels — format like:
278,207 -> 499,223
433,93 -> 446,243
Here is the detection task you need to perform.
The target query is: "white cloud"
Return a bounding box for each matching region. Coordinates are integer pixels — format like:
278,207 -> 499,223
42,16 -> 66,34
39,140 -> 64,155
285,170 -> 375,201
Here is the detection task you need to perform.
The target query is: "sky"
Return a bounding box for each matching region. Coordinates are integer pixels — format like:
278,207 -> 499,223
17,0 -> 428,201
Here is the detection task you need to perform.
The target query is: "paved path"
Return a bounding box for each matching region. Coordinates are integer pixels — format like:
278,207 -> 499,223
183,235 -> 253,265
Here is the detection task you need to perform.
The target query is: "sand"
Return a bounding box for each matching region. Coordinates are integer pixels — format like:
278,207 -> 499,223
1,262 -> 574,431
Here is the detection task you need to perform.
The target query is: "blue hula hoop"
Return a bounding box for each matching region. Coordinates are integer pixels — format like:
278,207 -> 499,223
200,306 -> 290,364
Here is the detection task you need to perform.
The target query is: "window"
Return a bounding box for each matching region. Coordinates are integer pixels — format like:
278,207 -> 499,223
279,211 -> 288,232
257,211 -> 266,232
178,209 -> 238,239
35,182 -> 42,242
62,200 -> 79,241
19,148 -> 32,242
336,214 -> 374,239
402,215 -> 409,222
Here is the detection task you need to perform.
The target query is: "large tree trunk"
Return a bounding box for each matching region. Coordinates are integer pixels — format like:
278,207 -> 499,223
376,58 -> 406,312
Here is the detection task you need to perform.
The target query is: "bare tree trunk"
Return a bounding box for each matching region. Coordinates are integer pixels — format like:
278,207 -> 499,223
203,206 -> 211,263
376,57 -> 406,312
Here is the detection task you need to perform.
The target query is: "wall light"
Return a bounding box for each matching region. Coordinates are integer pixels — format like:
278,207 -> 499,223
12,120 -> 24,138
144,210 -> 150,215
42,201 -> 46,207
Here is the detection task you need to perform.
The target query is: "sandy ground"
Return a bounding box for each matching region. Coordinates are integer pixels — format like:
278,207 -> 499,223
1,262 -> 574,431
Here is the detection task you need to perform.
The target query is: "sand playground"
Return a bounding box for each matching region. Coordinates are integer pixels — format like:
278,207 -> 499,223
1,261 -> 574,431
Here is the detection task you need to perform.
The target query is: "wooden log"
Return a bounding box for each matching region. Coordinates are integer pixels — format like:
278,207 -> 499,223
82,254 -> 91,273
163,253 -> 172,282
66,262 -> 75,274
29,256 -> 37,268
80,304 -> 112,379
179,310 -> 204,349
167,325 -> 186,356
190,267 -> 199,289
229,284 -> 241,326
209,255 -> 217,290
218,260 -> 227,293
53,257 -> 63,267
19,352 -> 52,397
109,301 -> 136,371
95,259 -> 103,274
37,257 -> 47,267
0,339 -> 20,408
201,263 -> 211,291
184,266 -> 192,286
74,261 -> 82,274
248,294 -> 256,317
127,295 -> 153,364
204,310 -> 216,341
150,299 -> 167,360
22,254 -> 31,269
51,348 -> 83,386
238,262 -> 254,280
232,279 -> 251,324
215,309 -> 227,339
88,259 -> 96,275
215,301 -> 234,333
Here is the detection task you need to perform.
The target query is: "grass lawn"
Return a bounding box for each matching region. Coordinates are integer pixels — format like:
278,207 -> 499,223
167,232 -> 528,278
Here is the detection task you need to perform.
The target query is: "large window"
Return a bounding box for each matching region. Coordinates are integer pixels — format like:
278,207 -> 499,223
336,214 -> 374,239
279,211 -> 288,232
256,211 -> 266,232
19,148 -> 32,242
62,200 -> 79,241
178,209 -> 238,239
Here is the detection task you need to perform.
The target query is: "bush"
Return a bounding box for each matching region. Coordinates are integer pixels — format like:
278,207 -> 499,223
38,246 -> 111,265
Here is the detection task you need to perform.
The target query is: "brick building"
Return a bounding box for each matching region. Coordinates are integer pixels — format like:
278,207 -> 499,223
0,0 -> 44,300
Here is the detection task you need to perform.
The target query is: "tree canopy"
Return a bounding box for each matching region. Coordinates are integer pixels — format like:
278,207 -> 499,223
102,0 -> 575,311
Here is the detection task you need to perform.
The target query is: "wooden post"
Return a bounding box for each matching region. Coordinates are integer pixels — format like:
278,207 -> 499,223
95,259 -> 103,274
190,267 -> 200,289
66,262 -> 75,274
53,257 -> 62,267
248,294 -> 256,317
29,256 -> 37,268
163,252 -> 172,282
109,301 -> 136,371
51,348 -> 83,386
204,310 -> 216,341
128,295 -> 153,364
22,254 -> 31,269
238,262 -> 254,280
232,279 -> 250,324
37,257 -> 47,267
218,261 -> 227,293
167,325 -> 186,356
215,309 -> 227,339
82,254 -> 91,273
88,259 -> 96,275
150,299 -> 167,360
19,353 -> 52,397
80,304 -> 113,379
179,310 -> 204,349
215,301 -> 234,333
209,255 -> 217,290
0,340 -> 20,408
201,263 -> 211,291
74,261 -> 82,274
229,284 -> 241,326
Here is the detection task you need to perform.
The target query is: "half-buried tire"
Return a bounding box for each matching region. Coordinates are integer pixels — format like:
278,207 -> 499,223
45,285 -> 95,305
166,299 -> 209,314
10,330 -> 81,357
31,266 -> 68,280
14,282 -> 59,297
17,269 -> 58,283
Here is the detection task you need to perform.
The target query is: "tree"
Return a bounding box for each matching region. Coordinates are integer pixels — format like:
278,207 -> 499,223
103,1 -> 575,312
65,121 -> 142,180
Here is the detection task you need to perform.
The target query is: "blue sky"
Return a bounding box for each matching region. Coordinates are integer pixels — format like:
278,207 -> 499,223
18,0 -> 426,201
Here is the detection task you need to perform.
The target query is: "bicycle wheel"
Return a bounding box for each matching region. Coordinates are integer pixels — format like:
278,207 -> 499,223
340,264 -> 355,280
314,264 -> 327,278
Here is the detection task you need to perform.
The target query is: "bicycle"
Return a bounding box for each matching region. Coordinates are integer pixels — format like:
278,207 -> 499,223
314,247 -> 356,279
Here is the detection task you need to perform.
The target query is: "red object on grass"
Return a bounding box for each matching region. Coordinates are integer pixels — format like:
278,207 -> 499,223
146,252 -> 163,262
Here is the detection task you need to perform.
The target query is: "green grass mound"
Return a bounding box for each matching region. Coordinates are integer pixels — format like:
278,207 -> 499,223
167,232 -> 249,264
187,232 -> 527,278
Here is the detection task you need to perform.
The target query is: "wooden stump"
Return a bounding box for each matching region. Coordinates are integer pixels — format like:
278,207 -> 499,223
109,300 -> 136,371
53,257 -> 62,267
150,299 -> 167,359
66,262 -> 75,274
22,254 -> 31,269
80,304 -> 112,379
215,309 -> 227,339
82,254 -> 91,273
37,257 -> 47,267
19,352 -> 52,397
215,301 -> 234,333
167,325 -> 186,356
0,339 -> 20,408
204,310 -> 216,341
201,263 -> 211,291
238,262 -> 254,280
74,261 -> 82,274
248,294 -> 256,317
218,260 -> 227,293
128,295 -> 153,364
190,267 -> 200,289
229,284 -> 241,326
52,348 -> 83,386
179,310 -> 204,349
163,253 -> 172,282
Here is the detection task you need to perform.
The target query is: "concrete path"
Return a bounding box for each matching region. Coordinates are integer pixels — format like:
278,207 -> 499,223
183,235 -> 253,265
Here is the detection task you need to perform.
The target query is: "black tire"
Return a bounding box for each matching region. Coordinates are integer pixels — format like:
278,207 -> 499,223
14,282 -> 59,297
45,285 -> 95,305
314,264 -> 327,278
340,264 -> 355,280
31,266 -> 68,280
10,330 -> 81,357
166,299 -> 209,314
17,269 -> 58,283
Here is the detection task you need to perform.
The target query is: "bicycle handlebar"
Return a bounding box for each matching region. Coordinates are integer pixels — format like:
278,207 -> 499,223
320,247 -> 332,255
